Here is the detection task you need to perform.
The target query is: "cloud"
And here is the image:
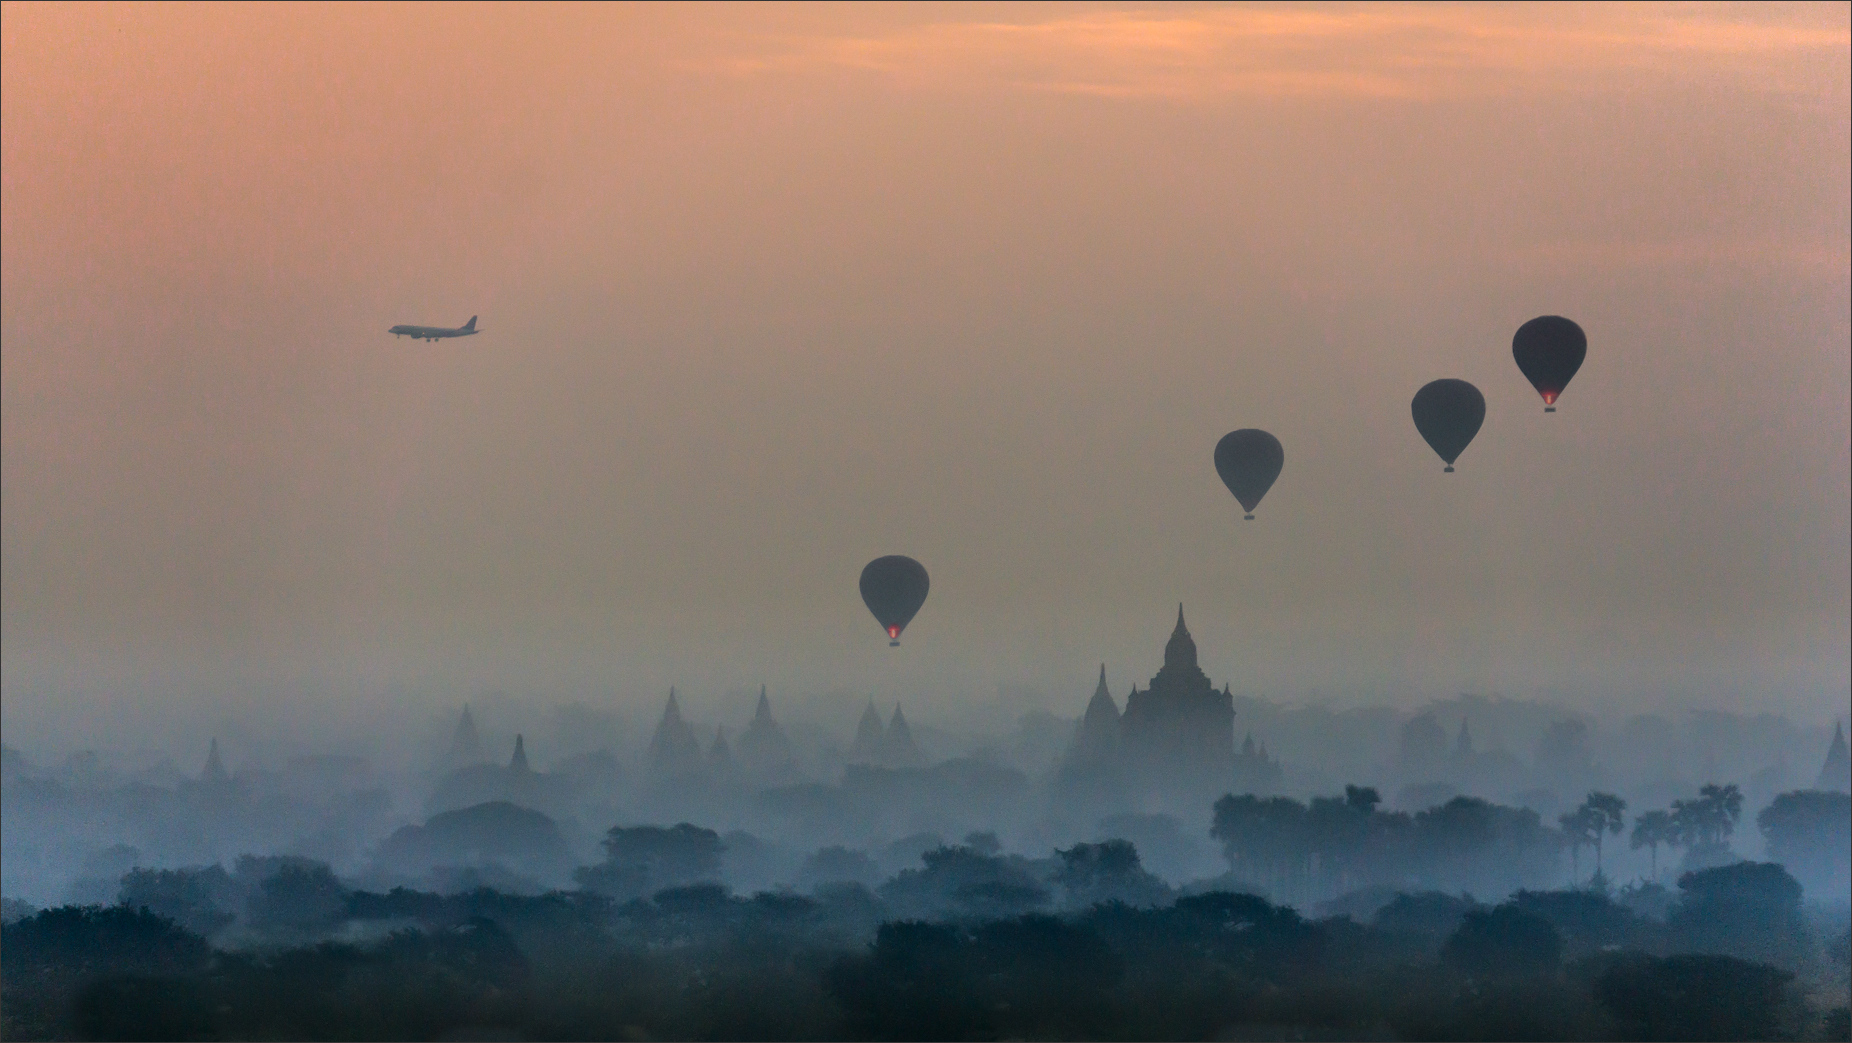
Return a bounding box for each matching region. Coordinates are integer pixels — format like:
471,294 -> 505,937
714,4 -> 1850,101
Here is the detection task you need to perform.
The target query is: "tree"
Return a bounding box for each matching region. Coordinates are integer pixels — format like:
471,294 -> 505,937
971,915 -> 1123,1037
1559,806 -> 1600,884
118,866 -> 238,938
878,844 -> 1049,921
795,846 -> 882,891
1631,809 -> 1675,881
574,823 -> 724,900
241,859 -> 347,938
1,906 -> 214,1041
1304,786 -> 1396,894
1582,792 -> 1626,878
1669,783 -> 1744,873
1054,840 -> 1170,909
1411,797 -> 1559,895
1755,790 -> 1851,904
1159,892 -> 1326,980
1440,905 -> 1563,977
1373,891 -> 1481,939
2,905 -> 212,977
1668,862 -> 1812,969
378,801 -> 574,879
1506,889 -> 1640,956
1213,786 -> 1413,900
1211,793 -> 1310,898
1596,954 -> 1795,1041
827,921 -> 988,1040
73,975 -> 217,1042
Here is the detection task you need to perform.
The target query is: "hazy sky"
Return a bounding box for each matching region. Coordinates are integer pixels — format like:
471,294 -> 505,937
4,3 -> 1848,755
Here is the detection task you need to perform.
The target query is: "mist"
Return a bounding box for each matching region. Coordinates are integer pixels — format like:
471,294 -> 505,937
4,4 -> 1850,1040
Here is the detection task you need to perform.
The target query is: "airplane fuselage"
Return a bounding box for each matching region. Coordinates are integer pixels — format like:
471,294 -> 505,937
390,316 -> 480,341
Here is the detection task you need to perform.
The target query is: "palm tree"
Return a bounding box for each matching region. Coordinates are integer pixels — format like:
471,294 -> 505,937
1559,806 -> 1600,884
1697,783 -> 1744,840
1669,782 -> 1745,869
1631,809 -> 1673,881
1582,792 -> 1626,877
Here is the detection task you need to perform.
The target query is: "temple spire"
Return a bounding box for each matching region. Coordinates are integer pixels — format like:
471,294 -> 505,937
884,705 -> 922,767
708,726 -> 735,771
649,687 -> 703,777
1064,666 -> 1122,772
1162,603 -> 1198,671
1082,668 -> 1120,723
509,734 -> 531,773
740,686 -> 794,775
203,738 -> 228,784
850,701 -> 886,763
443,705 -> 485,771
1818,721 -> 1850,792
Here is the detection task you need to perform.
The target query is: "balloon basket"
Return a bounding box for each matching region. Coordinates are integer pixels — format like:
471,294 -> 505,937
889,639 -> 901,647
1243,514 -> 1255,521
1443,466 -> 1455,473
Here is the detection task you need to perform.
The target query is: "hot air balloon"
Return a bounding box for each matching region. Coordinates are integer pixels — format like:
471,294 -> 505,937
1214,429 -> 1284,520
1512,315 -> 1586,412
860,556 -> 929,647
1411,379 -> 1486,473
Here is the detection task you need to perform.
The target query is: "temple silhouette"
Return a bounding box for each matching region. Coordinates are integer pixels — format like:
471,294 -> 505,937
1818,721 -> 1850,792
641,685 -> 805,785
440,706 -> 486,773
737,685 -> 797,778
1061,606 -> 1237,806
427,731 -> 569,817
648,688 -> 704,779
848,701 -> 924,769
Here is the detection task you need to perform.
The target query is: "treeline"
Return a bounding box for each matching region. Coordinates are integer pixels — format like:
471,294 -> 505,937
1210,784 -> 1851,905
4,853 -> 1848,1041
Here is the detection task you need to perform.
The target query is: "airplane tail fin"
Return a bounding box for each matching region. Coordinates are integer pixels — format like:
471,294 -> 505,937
463,316 -> 477,332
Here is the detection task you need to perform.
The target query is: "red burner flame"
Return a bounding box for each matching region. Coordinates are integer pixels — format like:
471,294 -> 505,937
887,625 -> 901,639
1542,390 -> 1558,405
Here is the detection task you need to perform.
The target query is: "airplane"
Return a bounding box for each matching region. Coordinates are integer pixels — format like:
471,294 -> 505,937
389,316 -> 479,341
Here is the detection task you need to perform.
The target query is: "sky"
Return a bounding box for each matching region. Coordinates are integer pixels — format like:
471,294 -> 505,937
3,2 -> 1848,758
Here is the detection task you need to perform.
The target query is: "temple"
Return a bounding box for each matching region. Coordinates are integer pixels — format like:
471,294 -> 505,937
201,737 -> 230,786
648,688 -> 703,779
440,705 -> 486,773
737,686 -> 796,776
848,701 -> 924,769
1818,721 -> 1850,792
1062,606 -> 1236,806
1068,665 -> 1121,769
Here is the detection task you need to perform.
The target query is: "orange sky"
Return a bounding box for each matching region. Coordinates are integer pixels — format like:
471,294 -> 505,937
3,2 -> 1848,752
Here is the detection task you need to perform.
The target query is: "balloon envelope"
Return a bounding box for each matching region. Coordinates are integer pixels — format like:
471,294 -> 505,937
1411,379 -> 1486,470
1512,316 -> 1586,410
1214,429 -> 1284,518
859,556 -> 930,645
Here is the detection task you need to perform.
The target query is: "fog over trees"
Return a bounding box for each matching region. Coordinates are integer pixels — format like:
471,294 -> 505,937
4,618 -> 1848,1039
